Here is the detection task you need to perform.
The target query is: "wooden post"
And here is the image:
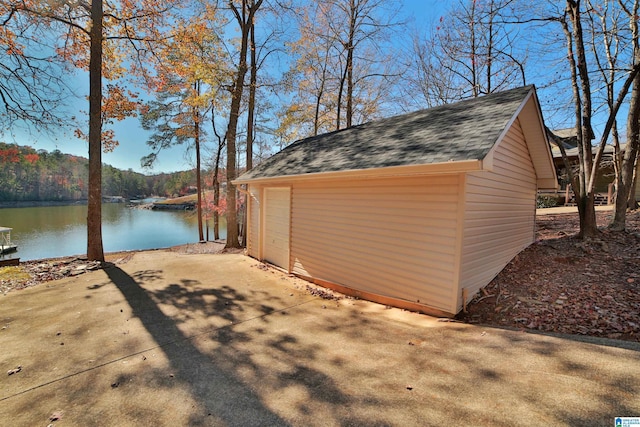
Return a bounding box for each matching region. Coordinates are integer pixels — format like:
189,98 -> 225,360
462,288 -> 468,313
565,184 -> 571,205
607,183 -> 614,205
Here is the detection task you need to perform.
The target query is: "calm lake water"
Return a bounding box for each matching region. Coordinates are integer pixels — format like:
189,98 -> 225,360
0,203 -> 227,261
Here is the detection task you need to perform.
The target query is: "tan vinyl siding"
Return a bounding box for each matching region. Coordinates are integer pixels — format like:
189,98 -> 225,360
247,185 -> 261,259
291,175 -> 460,313
459,118 -> 537,310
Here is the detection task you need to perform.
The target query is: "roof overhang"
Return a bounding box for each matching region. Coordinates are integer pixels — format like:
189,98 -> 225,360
233,159 -> 483,186
482,88 -> 558,191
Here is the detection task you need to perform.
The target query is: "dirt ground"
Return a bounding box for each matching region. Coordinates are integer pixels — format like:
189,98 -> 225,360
2,211 -> 640,343
459,209 -> 640,343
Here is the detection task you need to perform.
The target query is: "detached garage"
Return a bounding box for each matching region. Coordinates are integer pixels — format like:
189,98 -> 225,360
234,85 -> 557,317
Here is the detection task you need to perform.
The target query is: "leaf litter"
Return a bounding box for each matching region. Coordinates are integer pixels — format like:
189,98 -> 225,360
458,210 -> 640,342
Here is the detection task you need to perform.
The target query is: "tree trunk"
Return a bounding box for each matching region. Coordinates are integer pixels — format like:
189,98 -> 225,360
610,1 -> 640,229
629,155 -> 639,209
213,180 -> 220,240
192,81 -> 204,242
564,0 -> 598,238
87,0 -> 104,262
576,193 -> 598,238
194,91 -> 204,242
469,0 -> 478,97
242,19 -> 257,247
336,64 -> 346,130
313,56 -> 329,136
610,76 -> 640,229
211,101 -> 224,241
225,0 -> 261,249
345,0 -> 356,128
225,96 -> 241,249
247,20 -> 256,172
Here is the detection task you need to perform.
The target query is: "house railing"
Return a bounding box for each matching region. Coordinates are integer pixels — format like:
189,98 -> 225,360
562,183 -> 614,206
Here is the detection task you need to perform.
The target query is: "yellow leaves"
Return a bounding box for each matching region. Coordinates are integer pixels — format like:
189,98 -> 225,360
103,85 -> 140,122
102,43 -> 127,80
101,129 -> 119,153
0,26 -> 23,55
74,127 -> 119,153
154,13 -> 228,90
73,83 -> 140,152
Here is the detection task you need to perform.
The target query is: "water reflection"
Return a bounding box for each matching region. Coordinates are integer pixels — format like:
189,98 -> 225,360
0,204 -> 226,261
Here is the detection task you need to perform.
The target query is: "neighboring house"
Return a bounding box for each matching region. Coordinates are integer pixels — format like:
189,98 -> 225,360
547,128 -> 617,196
233,85 -> 557,317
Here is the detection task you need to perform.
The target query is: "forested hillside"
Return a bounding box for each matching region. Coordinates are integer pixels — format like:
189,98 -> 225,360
0,143 -> 198,202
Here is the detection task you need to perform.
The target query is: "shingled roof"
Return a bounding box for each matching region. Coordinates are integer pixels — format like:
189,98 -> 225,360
236,85 -> 541,182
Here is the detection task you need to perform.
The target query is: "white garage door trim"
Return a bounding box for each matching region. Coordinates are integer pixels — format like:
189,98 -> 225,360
263,187 -> 291,270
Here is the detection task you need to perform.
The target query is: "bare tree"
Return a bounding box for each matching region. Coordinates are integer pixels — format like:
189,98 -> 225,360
553,0 -> 640,237
609,0 -> 640,229
0,3 -> 70,134
279,0 -> 401,141
404,0 -> 528,108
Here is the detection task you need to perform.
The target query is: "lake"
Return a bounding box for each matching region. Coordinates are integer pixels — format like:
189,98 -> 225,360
0,203 -> 227,261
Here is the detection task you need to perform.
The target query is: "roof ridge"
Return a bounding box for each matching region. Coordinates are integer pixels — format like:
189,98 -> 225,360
237,85 -> 535,182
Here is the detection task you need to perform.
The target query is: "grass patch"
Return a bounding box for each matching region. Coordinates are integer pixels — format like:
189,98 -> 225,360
0,266 -> 30,282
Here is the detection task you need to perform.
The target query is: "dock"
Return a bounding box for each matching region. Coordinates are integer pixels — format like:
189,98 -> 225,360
0,226 -> 18,255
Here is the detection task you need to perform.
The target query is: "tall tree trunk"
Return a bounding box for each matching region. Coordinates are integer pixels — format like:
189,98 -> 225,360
629,156 -> 639,209
247,20 -> 256,172
87,0 -> 104,262
470,0 -> 478,97
610,0 -> 640,229
242,19 -> 257,247
564,0 -> 598,237
486,0 -> 494,94
345,0 -> 356,128
611,74 -> 640,229
313,49 -> 331,136
336,64 -> 346,130
225,0 -> 261,249
194,81 -> 204,242
211,101 -> 224,241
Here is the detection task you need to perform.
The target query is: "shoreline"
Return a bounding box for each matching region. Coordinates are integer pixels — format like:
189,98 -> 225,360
0,240 -> 229,294
0,200 -> 89,209
1,239 -> 228,264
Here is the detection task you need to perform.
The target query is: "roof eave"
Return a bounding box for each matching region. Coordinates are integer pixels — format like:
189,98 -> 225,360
232,159 -> 483,186
482,87 -> 558,191
537,178 -> 559,191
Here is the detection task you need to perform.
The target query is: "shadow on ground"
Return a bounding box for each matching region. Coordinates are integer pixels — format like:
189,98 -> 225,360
103,264 -> 290,426
1,252 -> 639,426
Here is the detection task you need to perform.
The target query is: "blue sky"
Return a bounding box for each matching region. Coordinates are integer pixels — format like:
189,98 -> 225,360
5,1 -> 463,174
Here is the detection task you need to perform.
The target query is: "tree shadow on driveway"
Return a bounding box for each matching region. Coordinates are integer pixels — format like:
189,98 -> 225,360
103,263 -> 290,426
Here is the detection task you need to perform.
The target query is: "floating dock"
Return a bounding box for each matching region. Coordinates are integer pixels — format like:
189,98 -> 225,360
0,227 -> 18,255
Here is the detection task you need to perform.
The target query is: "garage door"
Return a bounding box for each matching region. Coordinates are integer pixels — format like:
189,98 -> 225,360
263,187 -> 290,270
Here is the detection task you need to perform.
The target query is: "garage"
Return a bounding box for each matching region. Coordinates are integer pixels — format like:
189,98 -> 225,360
234,85 -> 557,316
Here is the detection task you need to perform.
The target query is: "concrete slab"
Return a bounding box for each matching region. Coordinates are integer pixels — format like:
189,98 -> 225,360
1,252 -> 639,426
537,205 -> 614,215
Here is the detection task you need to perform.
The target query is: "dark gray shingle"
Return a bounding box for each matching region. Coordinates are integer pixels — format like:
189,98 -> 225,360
238,85 -> 534,181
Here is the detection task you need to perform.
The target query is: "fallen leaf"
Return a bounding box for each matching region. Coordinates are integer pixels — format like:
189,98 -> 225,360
49,410 -> 64,421
7,366 -> 21,375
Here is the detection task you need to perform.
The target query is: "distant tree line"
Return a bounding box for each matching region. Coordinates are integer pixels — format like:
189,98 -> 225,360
0,142 -> 199,202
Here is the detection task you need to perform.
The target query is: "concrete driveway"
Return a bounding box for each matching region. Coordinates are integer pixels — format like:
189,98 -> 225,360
1,252 -> 639,426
